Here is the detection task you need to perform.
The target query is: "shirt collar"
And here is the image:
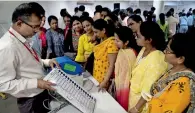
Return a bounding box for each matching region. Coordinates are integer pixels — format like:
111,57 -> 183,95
9,27 -> 26,43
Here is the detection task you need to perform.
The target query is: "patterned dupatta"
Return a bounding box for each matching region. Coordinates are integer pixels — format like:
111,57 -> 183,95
150,71 -> 195,113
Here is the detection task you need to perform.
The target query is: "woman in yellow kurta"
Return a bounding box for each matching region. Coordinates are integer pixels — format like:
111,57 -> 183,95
114,26 -> 140,111
75,17 -> 96,63
92,19 -> 118,88
146,33 -> 195,113
128,21 -> 168,113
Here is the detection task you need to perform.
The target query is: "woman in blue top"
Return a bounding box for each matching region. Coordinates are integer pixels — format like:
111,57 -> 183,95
46,15 -> 65,59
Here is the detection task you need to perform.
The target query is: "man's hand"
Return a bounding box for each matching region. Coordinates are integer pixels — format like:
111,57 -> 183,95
37,79 -> 56,91
49,58 -> 60,69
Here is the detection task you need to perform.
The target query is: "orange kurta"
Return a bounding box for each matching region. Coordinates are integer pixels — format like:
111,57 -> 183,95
93,37 -> 118,83
148,73 -> 191,113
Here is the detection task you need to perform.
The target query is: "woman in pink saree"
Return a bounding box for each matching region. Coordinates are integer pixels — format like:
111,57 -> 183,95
114,26 -> 141,111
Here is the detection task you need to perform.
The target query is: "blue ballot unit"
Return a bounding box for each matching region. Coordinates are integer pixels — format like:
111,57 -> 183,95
55,56 -> 84,75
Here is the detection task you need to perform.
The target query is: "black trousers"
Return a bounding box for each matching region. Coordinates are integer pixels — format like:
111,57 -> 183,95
188,26 -> 194,33
41,47 -> 47,59
17,90 -> 51,113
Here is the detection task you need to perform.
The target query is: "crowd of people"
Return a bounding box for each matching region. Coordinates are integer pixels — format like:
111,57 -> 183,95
0,2 -> 195,113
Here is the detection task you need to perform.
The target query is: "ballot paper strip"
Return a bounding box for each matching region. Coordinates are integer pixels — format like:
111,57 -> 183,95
44,68 -> 96,113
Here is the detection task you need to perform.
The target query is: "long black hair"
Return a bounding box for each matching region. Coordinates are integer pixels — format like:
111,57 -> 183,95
85,19 -> 115,74
140,21 -> 166,51
80,16 -> 94,24
94,5 -> 102,15
93,19 -> 115,37
115,26 -> 141,53
80,16 -> 94,34
108,13 -> 122,28
143,10 -> 148,18
48,15 -> 58,25
128,15 -> 143,23
70,16 -> 81,28
159,13 -> 165,25
64,16 -> 82,53
170,33 -> 195,72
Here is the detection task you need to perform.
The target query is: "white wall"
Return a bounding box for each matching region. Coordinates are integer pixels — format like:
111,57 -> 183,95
0,1 -> 22,24
0,1 -> 195,29
0,1 -> 132,28
164,1 -> 195,13
0,1 -> 128,28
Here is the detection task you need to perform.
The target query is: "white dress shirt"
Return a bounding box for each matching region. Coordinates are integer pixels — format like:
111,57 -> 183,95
0,27 -> 50,98
121,16 -> 129,26
166,16 -> 179,37
74,11 -> 83,17
187,15 -> 194,26
58,17 -> 65,29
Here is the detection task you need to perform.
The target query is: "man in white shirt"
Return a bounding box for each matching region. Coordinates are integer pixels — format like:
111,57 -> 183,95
187,9 -> 195,32
166,11 -> 179,39
187,8 -> 192,15
119,9 -> 128,26
74,5 -> 85,17
58,8 -> 68,29
0,2 -> 59,113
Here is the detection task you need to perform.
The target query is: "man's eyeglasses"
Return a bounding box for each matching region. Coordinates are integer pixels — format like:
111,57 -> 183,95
19,19 -> 40,31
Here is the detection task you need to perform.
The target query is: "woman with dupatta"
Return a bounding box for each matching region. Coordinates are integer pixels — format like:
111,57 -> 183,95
92,19 -> 118,89
114,26 -> 141,111
146,33 -> 195,113
128,21 -> 167,113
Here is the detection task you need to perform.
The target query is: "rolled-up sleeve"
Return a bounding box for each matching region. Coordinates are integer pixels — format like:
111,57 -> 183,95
0,47 -> 37,97
41,59 -> 50,67
46,31 -> 53,54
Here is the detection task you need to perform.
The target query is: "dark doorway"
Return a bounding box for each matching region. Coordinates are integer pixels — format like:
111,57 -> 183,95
114,3 -> 120,10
